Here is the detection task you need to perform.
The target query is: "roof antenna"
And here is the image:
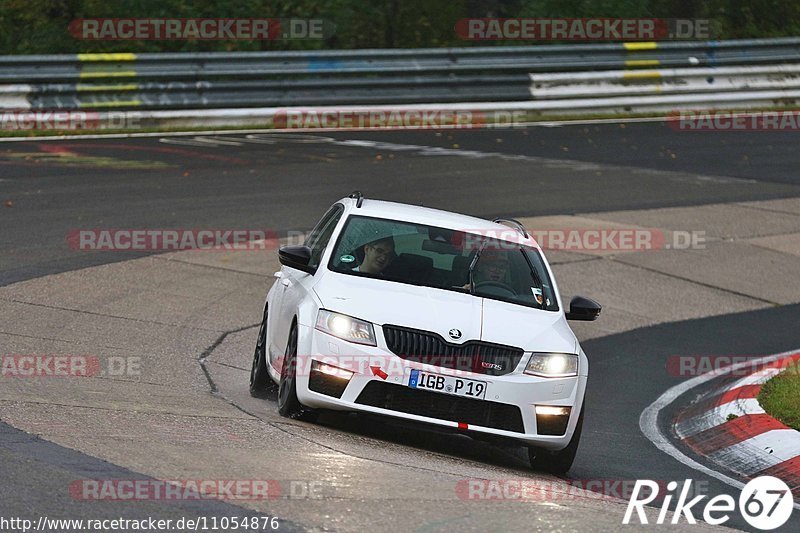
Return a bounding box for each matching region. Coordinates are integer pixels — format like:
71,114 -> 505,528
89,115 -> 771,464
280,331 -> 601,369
349,190 -> 364,208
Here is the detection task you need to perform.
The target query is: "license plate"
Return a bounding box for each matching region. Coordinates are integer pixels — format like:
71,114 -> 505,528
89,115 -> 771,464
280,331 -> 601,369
408,369 -> 487,399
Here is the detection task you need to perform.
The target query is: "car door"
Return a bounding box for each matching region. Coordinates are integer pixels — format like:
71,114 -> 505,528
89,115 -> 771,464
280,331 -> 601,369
273,204 -> 345,360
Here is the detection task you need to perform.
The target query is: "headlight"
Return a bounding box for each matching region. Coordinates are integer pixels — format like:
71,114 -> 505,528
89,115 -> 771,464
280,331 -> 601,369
524,353 -> 578,378
315,310 -> 376,346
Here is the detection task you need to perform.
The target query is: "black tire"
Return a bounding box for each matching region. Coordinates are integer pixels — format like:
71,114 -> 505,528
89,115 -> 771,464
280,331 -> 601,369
277,323 -> 318,421
528,403 -> 584,474
249,303 -> 277,398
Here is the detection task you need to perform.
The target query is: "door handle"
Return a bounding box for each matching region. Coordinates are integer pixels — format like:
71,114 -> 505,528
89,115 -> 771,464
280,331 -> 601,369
281,278 -> 291,287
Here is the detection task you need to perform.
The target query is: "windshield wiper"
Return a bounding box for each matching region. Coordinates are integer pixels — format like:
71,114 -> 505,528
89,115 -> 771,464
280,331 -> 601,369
467,240 -> 488,295
520,248 -> 545,309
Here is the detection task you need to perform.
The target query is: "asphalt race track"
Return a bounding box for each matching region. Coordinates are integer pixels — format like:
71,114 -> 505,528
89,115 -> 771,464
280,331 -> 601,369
3,122 -> 799,287
1,121 -> 800,531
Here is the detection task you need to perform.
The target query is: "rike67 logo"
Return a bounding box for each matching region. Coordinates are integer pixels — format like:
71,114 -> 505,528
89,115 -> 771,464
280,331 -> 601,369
623,477 -> 794,530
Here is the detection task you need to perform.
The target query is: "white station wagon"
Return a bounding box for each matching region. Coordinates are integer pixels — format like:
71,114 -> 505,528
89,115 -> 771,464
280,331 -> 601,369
250,192 -> 600,473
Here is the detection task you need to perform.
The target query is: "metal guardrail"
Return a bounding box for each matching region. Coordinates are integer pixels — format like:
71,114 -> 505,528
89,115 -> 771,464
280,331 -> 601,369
1,37 -> 799,123
531,64 -> 800,99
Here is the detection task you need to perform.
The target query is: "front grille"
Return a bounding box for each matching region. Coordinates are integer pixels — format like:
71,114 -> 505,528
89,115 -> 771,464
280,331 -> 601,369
382,325 -> 524,376
356,381 -> 525,433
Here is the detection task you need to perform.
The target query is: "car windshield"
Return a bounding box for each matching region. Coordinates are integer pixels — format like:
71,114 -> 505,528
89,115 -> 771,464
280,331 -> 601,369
327,215 -> 558,311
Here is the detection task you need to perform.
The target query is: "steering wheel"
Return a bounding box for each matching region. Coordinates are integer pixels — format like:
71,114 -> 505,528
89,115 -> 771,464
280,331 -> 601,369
474,280 -> 516,298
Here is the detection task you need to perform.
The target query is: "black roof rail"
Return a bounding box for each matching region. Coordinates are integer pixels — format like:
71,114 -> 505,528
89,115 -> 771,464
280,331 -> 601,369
349,190 -> 364,208
492,217 -> 529,239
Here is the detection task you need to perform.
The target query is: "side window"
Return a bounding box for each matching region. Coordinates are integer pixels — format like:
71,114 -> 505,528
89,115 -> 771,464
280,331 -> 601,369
306,204 -> 344,269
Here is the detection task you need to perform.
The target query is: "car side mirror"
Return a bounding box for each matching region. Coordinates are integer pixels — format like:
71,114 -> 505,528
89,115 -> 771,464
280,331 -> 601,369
565,296 -> 601,321
278,245 -> 315,274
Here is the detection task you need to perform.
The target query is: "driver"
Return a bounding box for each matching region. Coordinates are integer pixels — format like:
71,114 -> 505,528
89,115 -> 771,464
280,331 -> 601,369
475,249 -> 510,283
460,248 -> 511,289
353,236 -> 395,275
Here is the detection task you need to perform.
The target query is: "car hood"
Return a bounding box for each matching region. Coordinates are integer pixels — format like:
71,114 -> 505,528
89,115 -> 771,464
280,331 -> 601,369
480,298 -> 577,354
314,273 -> 577,353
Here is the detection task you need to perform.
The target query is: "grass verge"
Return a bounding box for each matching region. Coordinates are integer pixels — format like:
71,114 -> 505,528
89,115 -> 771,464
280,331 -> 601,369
758,361 -> 800,431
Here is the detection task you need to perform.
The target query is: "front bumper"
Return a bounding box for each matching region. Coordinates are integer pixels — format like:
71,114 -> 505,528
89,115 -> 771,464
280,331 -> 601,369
291,325 -> 587,450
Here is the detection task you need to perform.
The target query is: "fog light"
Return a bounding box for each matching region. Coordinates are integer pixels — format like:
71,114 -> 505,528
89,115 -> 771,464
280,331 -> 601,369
309,360 -> 353,399
313,360 -> 354,379
535,405 -> 571,416
535,405 -> 571,435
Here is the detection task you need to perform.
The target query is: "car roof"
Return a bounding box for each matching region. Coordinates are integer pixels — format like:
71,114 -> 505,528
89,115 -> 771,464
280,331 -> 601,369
339,197 -> 541,248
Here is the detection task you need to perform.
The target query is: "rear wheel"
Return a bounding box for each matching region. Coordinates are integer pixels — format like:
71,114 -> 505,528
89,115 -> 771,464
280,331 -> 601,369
277,324 -> 318,421
528,403 -> 584,474
249,304 -> 276,398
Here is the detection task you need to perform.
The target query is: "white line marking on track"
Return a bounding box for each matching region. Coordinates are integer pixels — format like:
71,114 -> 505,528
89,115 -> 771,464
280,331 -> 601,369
639,348 -> 800,510
1,126 -> 758,185
730,367 -> 783,388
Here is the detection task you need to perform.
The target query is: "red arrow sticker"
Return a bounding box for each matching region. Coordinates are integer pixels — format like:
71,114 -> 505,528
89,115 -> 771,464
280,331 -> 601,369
370,366 -> 388,380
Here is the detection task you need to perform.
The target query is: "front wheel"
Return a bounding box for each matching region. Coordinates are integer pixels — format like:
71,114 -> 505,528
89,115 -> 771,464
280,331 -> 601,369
528,403 -> 584,474
277,324 -> 318,421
